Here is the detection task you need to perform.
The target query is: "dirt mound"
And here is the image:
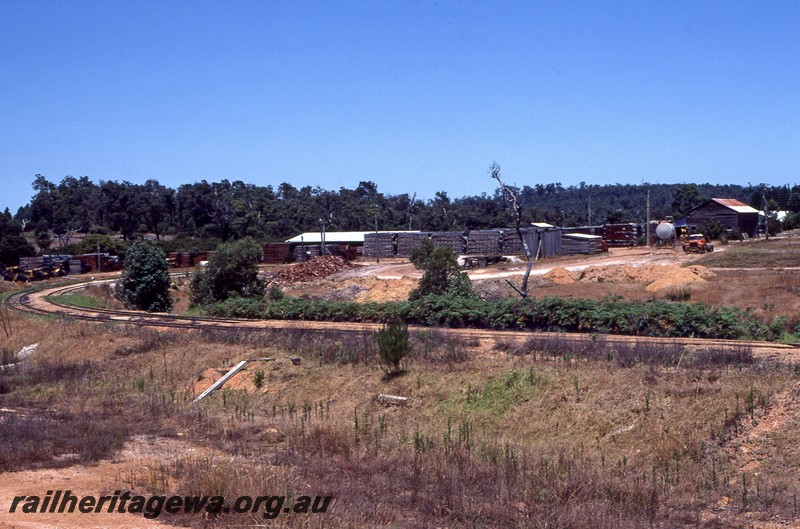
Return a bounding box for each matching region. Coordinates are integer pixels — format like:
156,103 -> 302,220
685,265 -> 716,280
576,266 -> 642,283
544,267 -> 576,284
644,265 -> 714,292
267,256 -> 353,286
283,275 -> 418,303
355,276 -> 418,302
545,264 -> 715,292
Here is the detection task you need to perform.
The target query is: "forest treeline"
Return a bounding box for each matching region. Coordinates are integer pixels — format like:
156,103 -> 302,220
1,173 -> 799,263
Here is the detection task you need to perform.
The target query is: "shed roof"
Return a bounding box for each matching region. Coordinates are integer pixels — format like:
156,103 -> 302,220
562,233 -> 603,240
285,231 -> 419,244
708,198 -> 760,214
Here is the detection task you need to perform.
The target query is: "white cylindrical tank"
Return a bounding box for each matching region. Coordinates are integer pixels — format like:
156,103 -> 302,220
655,223 -> 675,240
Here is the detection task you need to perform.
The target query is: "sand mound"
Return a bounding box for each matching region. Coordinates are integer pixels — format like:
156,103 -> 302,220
356,276 -> 418,302
644,265 -> 714,292
284,275 -> 419,303
544,267 -> 576,284
545,264 -> 715,292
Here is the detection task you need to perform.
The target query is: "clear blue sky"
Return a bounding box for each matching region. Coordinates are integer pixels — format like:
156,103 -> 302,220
2,0 -> 798,213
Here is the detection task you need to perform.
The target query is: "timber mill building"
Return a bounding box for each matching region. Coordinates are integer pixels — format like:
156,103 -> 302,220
676,198 -> 760,238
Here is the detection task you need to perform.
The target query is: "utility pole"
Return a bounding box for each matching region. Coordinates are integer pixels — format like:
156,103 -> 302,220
762,192 -> 770,240
319,219 -> 327,256
646,188 -> 651,247
587,196 -> 592,226
372,206 -> 379,263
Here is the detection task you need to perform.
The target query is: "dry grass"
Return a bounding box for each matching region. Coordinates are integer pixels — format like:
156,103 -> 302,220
1,313 -> 799,527
697,236 -> 800,269
690,269 -> 800,322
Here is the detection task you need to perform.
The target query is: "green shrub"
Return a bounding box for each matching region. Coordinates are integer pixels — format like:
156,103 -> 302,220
253,369 -> 265,389
115,240 -> 173,312
376,320 -> 411,375
267,284 -> 285,301
700,220 -> 724,241
191,237 -> 265,305
409,239 -> 476,301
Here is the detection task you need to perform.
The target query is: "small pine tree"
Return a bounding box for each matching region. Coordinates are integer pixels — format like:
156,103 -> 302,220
115,240 -> 173,312
377,320 -> 411,375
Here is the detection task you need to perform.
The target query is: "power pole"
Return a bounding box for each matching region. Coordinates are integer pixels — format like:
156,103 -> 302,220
587,196 -> 592,226
319,219 -> 327,256
646,188 -> 651,247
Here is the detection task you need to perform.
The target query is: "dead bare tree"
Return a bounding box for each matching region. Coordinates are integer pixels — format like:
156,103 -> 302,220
489,162 -> 533,298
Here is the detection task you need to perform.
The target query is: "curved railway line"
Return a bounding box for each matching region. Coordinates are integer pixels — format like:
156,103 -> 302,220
5,277 -> 800,361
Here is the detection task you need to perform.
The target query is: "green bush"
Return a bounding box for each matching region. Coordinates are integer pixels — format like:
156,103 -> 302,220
191,237 -> 265,305
409,239 -> 476,301
267,284 -> 285,301
700,220 -> 724,241
376,320 -> 411,375
115,240 -> 173,312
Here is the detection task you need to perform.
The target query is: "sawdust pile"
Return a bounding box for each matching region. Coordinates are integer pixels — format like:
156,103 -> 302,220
355,276 -> 418,302
544,267 -> 576,285
267,256 -> 353,286
544,264 -> 715,292
285,275 -> 418,302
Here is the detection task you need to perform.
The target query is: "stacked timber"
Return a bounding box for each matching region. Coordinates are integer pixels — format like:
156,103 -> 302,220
337,244 -> 359,261
67,259 -> 84,274
293,245 -> 319,262
75,254 -> 123,272
176,252 -> 194,267
263,243 -> 293,264
500,229 -> 525,255
25,254 -> 86,274
396,233 -> 430,256
466,230 -> 501,255
561,233 -> 603,255
363,233 -> 395,258
19,257 -> 44,270
76,254 -> 98,272
431,231 -> 465,254
603,223 -> 638,247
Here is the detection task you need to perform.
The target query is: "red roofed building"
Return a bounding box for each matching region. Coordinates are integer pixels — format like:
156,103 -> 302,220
677,198 -> 759,237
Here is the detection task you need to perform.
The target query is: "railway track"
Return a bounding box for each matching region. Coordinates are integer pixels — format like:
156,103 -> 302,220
5,278 -> 800,360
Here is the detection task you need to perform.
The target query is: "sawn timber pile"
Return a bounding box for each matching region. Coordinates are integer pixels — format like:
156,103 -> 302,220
267,256 -> 353,286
